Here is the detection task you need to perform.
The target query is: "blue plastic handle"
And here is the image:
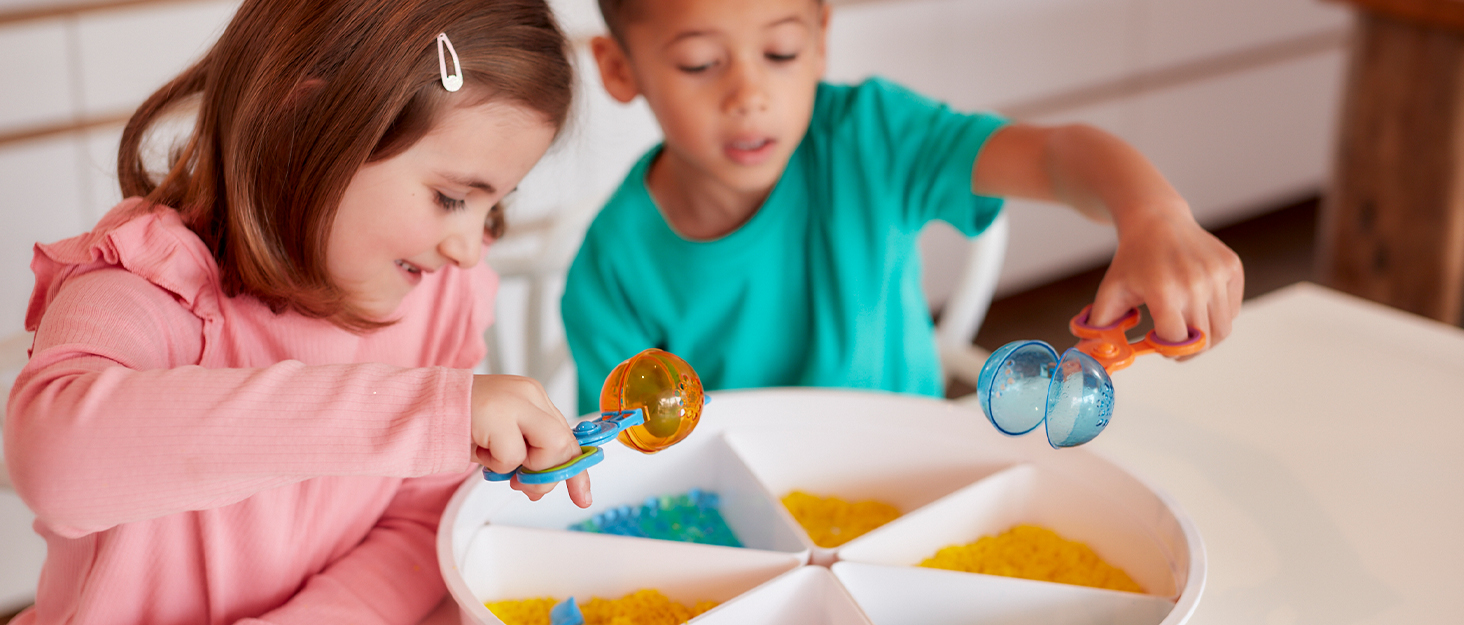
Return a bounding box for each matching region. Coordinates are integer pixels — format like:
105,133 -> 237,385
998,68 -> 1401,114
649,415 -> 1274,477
481,409 -> 645,483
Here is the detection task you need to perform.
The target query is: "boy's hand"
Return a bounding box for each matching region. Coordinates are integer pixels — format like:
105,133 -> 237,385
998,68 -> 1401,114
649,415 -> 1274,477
1089,207 -> 1244,353
469,374 -> 592,508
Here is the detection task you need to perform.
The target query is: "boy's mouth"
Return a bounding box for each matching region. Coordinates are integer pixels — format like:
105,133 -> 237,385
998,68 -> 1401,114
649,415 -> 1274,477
725,137 -> 776,166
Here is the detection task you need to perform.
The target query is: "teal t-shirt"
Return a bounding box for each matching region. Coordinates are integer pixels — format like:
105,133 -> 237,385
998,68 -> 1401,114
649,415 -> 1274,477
562,78 -> 1007,415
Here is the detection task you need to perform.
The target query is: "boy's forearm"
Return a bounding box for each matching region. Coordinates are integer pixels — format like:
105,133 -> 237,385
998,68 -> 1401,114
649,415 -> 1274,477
974,123 -> 1193,237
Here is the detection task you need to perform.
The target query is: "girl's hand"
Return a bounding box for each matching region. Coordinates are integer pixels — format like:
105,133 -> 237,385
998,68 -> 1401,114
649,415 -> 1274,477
470,374 -> 592,508
1089,207 -> 1244,355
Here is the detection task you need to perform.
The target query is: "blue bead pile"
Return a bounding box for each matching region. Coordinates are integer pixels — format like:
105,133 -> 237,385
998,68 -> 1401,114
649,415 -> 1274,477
568,488 -> 742,548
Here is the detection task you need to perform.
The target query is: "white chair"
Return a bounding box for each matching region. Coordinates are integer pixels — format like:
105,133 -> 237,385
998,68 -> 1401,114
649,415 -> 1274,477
483,207 -> 1010,403
480,197 -> 602,411
931,212 -> 1010,392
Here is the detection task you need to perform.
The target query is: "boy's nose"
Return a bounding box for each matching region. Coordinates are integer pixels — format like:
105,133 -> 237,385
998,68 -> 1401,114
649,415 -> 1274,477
724,64 -> 769,116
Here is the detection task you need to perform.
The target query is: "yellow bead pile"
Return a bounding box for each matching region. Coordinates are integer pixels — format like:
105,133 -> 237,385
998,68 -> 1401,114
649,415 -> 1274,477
486,589 -> 717,625
918,524 -> 1144,593
780,490 -> 902,548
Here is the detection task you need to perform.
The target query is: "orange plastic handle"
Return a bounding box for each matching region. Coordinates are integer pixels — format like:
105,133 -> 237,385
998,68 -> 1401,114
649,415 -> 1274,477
1069,305 -> 1206,373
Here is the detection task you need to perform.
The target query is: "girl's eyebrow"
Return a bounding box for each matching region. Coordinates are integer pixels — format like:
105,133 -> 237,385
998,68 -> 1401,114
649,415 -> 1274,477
441,172 -> 497,195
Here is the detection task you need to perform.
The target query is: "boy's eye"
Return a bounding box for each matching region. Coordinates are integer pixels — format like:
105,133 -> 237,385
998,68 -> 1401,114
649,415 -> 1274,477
677,60 -> 717,74
766,51 -> 798,63
435,191 -> 467,211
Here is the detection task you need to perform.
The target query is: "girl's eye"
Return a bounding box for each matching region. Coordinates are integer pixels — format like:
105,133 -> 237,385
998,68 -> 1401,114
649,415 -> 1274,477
766,52 -> 798,63
435,191 -> 466,212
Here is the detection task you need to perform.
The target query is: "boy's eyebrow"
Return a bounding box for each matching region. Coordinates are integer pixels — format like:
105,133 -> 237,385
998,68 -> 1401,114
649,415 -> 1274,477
441,172 -> 497,195
664,15 -> 808,47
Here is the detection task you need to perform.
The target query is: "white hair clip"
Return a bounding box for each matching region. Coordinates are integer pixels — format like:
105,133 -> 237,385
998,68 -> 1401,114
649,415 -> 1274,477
437,32 -> 463,92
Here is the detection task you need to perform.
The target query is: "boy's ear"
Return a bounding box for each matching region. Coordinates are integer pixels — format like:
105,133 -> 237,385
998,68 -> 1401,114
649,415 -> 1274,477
591,35 -> 640,104
814,4 -> 832,77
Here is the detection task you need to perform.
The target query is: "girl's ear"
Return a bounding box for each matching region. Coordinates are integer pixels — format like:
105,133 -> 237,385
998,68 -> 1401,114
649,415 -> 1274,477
591,36 -> 639,104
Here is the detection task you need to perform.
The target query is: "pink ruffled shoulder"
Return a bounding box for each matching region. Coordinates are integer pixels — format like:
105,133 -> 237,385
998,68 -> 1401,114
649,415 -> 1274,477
26,198 -> 223,332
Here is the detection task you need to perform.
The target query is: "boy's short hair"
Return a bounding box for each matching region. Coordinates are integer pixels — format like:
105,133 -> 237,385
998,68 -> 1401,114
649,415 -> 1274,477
597,0 -> 636,42
599,0 -> 823,42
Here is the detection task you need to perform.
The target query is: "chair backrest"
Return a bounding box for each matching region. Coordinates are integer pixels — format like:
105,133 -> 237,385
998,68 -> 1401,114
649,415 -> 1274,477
485,207 -> 1010,398
482,197 -> 601,387
931,212 -> 1009,386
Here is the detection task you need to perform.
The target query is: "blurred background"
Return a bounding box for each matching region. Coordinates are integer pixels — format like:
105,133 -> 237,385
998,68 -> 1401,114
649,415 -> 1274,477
0,0 -> 1351,617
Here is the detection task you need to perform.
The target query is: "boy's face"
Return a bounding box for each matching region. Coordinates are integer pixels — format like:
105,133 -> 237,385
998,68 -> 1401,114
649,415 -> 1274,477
595,0 -> 829,196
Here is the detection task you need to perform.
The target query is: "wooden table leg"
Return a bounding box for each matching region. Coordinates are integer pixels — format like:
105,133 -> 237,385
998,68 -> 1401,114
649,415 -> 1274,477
1319,11 -> 1464,326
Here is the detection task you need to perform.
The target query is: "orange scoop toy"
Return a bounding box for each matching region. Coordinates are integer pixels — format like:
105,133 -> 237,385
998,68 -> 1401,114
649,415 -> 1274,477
1069,305 -> 1205,373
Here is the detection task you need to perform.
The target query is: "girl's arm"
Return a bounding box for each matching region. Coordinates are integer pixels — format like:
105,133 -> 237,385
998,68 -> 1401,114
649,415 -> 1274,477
235,469 -> 467,625
5,267 -> 474,537
970,123 -> 1245,348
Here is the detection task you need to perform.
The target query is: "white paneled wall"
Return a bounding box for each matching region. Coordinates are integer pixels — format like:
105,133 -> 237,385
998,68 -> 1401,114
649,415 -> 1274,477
1138,0 -> 1348,69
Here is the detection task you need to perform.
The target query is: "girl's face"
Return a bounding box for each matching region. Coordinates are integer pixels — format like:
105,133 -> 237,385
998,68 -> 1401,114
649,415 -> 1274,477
328,101 -> 556,319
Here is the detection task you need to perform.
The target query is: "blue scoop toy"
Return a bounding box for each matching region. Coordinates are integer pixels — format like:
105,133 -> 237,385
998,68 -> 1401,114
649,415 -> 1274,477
975,306 -> 1205,448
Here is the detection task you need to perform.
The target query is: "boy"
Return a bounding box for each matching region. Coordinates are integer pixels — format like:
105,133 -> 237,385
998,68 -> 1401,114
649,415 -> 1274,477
562,0 -> 1244,414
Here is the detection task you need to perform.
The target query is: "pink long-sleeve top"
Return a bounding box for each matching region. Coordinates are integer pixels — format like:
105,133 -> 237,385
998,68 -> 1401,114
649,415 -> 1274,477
4,199 -> 491,624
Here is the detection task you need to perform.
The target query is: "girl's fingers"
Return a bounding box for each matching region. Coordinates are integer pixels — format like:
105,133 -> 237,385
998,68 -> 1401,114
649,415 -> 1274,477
510,477 -> 556,501
565,472 -> 593,508
475,417 -> 528,474
517,413 -> 579,472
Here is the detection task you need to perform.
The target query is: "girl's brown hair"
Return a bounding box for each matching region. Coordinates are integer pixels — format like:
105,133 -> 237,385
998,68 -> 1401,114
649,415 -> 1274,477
119,0 -> 573,331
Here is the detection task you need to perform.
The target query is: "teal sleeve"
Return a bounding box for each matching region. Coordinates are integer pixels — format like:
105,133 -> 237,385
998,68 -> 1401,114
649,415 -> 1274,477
844,78 -> 1008,236
561,230 -> 654,417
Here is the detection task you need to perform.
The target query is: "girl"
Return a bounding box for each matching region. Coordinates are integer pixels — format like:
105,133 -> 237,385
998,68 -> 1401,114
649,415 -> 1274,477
3,0 -> 590,623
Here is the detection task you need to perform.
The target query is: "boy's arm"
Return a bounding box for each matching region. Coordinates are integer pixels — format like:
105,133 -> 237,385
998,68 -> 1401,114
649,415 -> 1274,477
971,123 -> 1244,348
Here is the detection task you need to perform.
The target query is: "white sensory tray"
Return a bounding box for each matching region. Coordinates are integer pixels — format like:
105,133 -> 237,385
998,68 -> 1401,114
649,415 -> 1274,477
438,388 -> 1205,625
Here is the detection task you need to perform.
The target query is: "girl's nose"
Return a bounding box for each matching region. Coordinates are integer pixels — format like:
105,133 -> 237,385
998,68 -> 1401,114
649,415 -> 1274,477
440,223 -> 484,269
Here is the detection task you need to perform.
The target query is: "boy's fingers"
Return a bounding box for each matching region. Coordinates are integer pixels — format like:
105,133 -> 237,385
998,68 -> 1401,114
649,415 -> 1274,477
1207,297 -> 1232,346
1089,281 -> 1138,328
1148,297 -> 1197,346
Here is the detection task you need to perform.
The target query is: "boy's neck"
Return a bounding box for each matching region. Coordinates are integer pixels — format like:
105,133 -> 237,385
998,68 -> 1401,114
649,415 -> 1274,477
646,149 -> 775,241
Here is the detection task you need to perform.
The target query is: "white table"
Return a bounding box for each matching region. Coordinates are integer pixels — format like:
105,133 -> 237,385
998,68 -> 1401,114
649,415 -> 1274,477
982,283 -> 1462,624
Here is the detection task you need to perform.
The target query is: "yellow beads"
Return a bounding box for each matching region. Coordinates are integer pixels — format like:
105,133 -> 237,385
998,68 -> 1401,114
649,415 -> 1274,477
919,524 -> 1144,593
780,490 -> 901,548
486,589 -> 717,625
485,597 -> 555,625
582,589 -> 717,625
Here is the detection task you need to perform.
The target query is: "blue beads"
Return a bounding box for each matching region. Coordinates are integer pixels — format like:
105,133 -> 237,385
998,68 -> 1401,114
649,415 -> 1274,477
568,489 -> 742,548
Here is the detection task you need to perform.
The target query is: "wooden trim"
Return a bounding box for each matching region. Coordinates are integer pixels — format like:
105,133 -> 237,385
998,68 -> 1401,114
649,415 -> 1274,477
0,0 -> 206,27
0,112 -> 130,147
998,29 -> 1350,120
1328,0 -> 1464,34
